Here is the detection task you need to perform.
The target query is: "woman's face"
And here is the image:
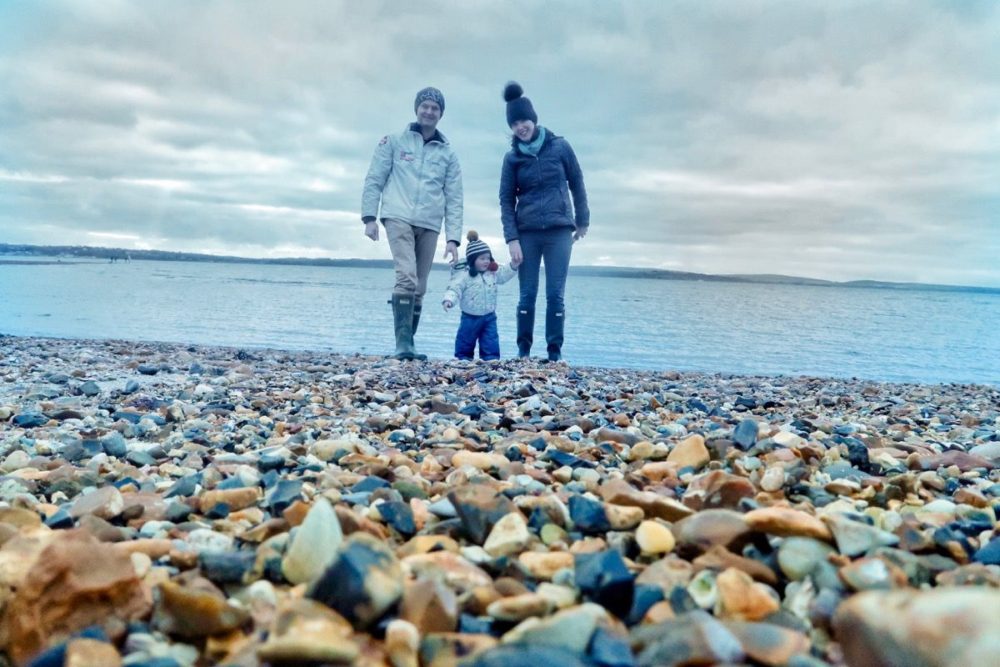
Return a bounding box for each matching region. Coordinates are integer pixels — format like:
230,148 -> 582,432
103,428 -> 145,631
511,119 -> 535,142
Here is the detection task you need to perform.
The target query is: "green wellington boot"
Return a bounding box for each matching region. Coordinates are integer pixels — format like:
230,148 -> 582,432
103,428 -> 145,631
391,293 -> 416,360
410,300 -> 427,361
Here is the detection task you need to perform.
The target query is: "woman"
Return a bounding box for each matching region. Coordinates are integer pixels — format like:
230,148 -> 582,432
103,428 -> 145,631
499,81 -> 590,361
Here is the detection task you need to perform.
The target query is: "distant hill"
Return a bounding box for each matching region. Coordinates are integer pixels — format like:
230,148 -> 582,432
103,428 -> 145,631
2,242 -> 997,294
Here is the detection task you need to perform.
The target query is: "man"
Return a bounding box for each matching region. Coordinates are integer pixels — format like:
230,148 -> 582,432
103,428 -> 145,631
361,86 -> 463,360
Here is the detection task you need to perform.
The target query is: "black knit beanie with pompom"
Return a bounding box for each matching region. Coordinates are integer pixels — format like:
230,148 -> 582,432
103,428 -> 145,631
504,81 -> 537,127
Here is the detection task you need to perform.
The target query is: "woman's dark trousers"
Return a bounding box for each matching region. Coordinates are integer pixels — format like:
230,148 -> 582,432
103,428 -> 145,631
516,228 -> 573,361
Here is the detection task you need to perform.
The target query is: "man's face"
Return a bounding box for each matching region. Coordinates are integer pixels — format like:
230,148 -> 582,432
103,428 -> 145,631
416,100 -> 441,130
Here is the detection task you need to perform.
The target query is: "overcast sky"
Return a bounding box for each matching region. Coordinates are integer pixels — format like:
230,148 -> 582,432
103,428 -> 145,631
1,0 -> 998,286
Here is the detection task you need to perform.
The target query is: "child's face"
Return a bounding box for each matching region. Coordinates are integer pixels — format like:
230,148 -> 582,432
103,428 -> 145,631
474,254 -> 492,271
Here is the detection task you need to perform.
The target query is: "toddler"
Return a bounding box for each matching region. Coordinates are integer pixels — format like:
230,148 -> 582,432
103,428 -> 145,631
443,230 -> 518,360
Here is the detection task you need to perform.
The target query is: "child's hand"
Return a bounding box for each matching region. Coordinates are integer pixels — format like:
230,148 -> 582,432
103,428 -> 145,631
442,300 -> 453,311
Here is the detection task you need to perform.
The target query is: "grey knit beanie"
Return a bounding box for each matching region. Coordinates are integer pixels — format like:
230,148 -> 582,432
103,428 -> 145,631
414,86 -> 445,114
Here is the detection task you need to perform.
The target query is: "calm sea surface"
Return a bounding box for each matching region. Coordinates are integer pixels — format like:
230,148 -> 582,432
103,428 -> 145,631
1,258 -> 997,386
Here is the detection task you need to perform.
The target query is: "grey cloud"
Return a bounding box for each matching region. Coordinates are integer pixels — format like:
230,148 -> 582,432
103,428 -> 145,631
0,0 -> 997,286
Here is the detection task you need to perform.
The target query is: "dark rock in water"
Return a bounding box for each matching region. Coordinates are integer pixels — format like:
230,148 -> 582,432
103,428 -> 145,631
79,380 -> 101,397
378,501 -> 416,537
733,419 -> 758,449
972,536 -> 1000,565
266,479 -> 303,515
461,645 -> 589,667
101,432 -> 127,458
137,365 -> 159,376
199,550 -> 255,584
44,507 -> 74,529
626,584 -> 665,626
588,625 -> 637,667
307,533 -> 403,628
122,380 -> 140,394
351,476 -> 391,493
568,495 -> 611,534
13,412 -> 49,428
575,550 -> 634,618
449,485 -> 517,545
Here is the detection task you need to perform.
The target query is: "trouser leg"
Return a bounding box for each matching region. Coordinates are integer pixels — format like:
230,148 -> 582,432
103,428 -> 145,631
454,313 -> 480,360
543,228 -> 573,361
516,231 -> 543,357
478,313 -> 500,360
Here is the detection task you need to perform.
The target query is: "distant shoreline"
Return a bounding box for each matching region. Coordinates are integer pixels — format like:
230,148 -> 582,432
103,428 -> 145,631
2,243 -> 998,294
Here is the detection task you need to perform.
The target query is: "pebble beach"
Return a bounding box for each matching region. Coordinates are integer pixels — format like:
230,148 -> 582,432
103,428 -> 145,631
0,334 -> 998,667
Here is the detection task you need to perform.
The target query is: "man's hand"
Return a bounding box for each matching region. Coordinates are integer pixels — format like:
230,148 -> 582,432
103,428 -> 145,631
573,227 -> 588,241
364,221 -> 379,241
508,239 -> 523,265
444,241 -> 459,266
442,300 -> 453,311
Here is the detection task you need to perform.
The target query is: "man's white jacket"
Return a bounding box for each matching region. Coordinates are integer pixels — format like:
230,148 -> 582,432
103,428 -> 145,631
362,124 -> 463,243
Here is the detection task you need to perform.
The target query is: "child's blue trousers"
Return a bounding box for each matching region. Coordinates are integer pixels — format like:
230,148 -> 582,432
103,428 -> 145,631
455,312 -> 500,360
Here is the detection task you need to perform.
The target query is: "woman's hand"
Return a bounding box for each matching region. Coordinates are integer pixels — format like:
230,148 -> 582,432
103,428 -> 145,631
508,239 -> 523,265
573,227 -> 588,241
442,300 -> 453,311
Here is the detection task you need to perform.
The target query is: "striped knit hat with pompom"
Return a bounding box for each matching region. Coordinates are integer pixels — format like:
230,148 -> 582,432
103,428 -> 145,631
465,230 -> 491,261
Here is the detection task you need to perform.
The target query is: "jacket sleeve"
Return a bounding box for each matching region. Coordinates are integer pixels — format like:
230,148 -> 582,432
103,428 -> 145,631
499,154 -> 519,243
443,152 -> 464,245
562,140 -> 590,229
495,264 -> 518,285
443,272 -> 465,305
361,135 -> 394,221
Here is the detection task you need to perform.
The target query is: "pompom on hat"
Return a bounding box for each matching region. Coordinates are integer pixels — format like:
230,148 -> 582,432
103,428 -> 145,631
414,86 -> 445,114
503,81 -> 537,127
465,230 -> 491,261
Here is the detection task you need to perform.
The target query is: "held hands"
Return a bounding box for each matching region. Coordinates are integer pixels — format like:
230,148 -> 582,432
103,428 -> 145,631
508,239 -> 523,266
573,227 -> 588,242
364,221 -> 379,241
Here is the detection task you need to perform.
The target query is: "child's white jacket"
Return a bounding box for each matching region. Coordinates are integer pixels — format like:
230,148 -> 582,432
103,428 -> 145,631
443,264 -> 517,316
